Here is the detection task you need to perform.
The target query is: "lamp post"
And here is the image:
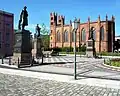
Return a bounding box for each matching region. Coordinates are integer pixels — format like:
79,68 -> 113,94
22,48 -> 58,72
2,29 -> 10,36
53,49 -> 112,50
72,18 -> 79,80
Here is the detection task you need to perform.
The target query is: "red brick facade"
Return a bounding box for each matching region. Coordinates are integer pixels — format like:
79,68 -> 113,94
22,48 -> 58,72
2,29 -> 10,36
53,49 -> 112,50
50,12 -> 115,52
0,10 -> 14,57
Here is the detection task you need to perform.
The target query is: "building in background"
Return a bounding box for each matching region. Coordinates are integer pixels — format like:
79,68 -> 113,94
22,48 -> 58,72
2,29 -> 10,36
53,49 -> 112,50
0,10 -> 14,57
50,12 -> 115,52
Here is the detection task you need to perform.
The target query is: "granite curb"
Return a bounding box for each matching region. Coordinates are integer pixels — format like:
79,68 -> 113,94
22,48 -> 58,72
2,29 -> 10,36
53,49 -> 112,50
102,63 -> 120,72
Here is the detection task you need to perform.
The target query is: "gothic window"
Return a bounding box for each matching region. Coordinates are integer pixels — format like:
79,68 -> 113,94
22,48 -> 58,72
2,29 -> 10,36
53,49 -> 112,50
64,30 -> 68,42
57,31 -> 60,42
72,31 -> 74,42
51,17 -> 53,20
51,22 -> 53,25
0,32 -> 1,42
100,26 -> 104,41
51,30 -> 53,34
91,27 -> 96,40
81,28 -> 86,41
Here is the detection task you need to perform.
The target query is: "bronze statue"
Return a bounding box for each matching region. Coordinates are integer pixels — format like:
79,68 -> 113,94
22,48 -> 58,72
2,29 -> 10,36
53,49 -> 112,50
35,24 -> 41,37
89,28 -> 94,40
18,6 -> 28,30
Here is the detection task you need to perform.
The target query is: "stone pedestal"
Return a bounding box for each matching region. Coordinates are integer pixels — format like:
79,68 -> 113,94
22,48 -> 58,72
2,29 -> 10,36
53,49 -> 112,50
32,37 -> 43,58
12,30 -> 32,67
86,39 -> 95,58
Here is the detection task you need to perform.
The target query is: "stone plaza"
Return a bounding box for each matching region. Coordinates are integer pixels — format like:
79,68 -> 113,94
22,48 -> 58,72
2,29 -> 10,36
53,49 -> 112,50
0,66 -> 120,96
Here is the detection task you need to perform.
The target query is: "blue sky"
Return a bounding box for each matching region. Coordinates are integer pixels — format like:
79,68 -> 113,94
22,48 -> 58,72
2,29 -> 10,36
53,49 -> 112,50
0,0 -> 119,35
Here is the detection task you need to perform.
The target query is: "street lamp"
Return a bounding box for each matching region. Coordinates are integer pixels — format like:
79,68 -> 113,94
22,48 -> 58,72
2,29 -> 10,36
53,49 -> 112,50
72,18 -> 79,80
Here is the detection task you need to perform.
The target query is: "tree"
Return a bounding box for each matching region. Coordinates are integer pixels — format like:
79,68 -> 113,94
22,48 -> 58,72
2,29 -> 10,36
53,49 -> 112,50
40,23 -> 50,50
41,23 -> 49,35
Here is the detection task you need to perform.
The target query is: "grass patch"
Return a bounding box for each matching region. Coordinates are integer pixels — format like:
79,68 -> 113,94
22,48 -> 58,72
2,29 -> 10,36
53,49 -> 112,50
104,58 -> 120,67
59,52 -> 86,55
111,61 -> 120,67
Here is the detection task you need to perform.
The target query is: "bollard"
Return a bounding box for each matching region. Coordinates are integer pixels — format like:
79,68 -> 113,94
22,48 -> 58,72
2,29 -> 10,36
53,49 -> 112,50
109,58 -> 111,65
31,56 -> 34,66
9,57 -> 11,65
104,58 -> 105,64
2,56 -> 4,64
41,55 -> 43,64
18,57 -> 20,68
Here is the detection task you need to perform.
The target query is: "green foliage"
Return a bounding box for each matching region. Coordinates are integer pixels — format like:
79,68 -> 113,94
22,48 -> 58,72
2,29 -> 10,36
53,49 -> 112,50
41,23 -> 49,35
111,61 -> 120,67
104,58 -> 120,67
59,52 -> 86,55
76,45 -> 86,52
62,47 -> 73,52
52,47 -> 62,52
40,23 -> 50,49
97,52 -> 120,56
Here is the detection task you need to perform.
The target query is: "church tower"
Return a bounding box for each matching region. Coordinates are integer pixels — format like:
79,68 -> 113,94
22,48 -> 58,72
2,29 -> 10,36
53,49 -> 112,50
50,12 -> 57,48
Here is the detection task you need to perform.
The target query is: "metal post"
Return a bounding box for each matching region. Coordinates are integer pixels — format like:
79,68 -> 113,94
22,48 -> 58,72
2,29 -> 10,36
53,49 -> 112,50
9,57 -> 11,65
42,54 -> 43,64
18,57 -> 20,68
74,29 -> 77,80
2,56 -> 4,64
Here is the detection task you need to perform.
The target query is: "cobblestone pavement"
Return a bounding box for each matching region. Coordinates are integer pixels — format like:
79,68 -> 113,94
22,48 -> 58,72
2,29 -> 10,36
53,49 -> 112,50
2,56 -> 120,80
0,73 -> 120,96
42,56 -> 118,72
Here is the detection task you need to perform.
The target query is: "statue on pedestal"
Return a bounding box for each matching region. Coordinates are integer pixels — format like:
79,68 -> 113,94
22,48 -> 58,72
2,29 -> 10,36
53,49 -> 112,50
35,24 -> 41,38
18,6 -> 28,30
88,29 -> 93,40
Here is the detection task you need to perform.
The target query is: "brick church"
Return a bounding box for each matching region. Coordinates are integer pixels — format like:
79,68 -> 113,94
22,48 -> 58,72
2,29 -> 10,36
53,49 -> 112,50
50,12 -> 115,52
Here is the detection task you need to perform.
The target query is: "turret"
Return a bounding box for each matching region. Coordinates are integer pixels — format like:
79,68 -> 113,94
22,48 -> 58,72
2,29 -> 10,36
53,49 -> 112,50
57,15 -> 65,26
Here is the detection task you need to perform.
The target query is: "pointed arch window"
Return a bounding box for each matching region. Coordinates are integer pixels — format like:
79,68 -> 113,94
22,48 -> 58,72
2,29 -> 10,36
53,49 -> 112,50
57,31 -> 60,42
91,27 -> 96,40
81,28 -> 86,41
100,26 -> 104,41
72,31 -> 75,42
64,30 -> 68,42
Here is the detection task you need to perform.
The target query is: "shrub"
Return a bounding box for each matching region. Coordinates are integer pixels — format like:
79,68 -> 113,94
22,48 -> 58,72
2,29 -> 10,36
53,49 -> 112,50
62,47 -> 73,52
79,45 -> 86,52
52,47 -> 62,52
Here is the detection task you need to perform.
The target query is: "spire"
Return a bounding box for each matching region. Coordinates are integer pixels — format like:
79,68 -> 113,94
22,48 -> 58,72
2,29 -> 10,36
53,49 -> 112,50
88,16 -> 90,22
112,15 -> 115,22
70,20 -> 72,25
78,18 -> 80,22
106,14 -> 108,21
98,15 -> 100,21
53,12 -> 55,15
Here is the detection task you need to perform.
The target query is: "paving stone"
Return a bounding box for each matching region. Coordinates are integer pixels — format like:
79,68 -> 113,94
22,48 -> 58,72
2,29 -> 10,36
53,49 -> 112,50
0,73 -> 120,96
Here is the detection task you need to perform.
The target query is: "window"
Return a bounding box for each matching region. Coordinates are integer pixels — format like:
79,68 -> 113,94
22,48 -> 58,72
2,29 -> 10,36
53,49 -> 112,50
51,30 -> 53,34
59,20 -> 61,22
91,27 -> 96,40
51,17 -> 53,20
72,32 -> 74,42
6,32 -> 10,42
51,22 -> 53,25
64,30 -> 68,42
6,44 -> 10,47
6,23 -> 11,27
57,31 -> 60,42
0,32 -> 1,42
0,22 -> 1,28
100,26 -> 104,41
81,28 -> 86,41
